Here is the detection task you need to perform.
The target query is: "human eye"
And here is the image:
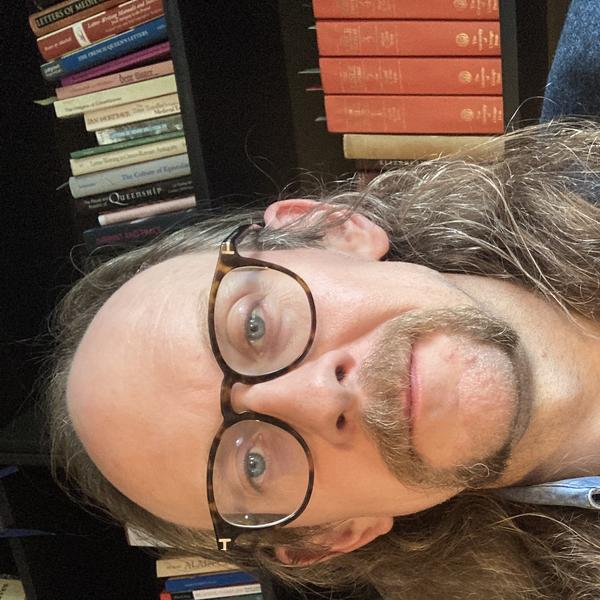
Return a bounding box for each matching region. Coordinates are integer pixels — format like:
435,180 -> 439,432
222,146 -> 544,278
231,295 -> 280,359
244,445 -> 267,492
239,433 -> 270,493
245,305 -> 267,345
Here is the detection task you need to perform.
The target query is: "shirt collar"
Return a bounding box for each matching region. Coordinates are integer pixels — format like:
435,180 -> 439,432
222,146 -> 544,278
492,476 -> 600,510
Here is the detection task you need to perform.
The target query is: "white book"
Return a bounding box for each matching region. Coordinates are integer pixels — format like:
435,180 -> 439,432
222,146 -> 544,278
190,583 -> 262,599
98,195 -> 196,226
84,92 -> 181,132
54,74 -> 178,118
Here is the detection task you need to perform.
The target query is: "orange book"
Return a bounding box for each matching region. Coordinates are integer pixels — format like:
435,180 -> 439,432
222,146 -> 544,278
316,20 -> 501,57
312,0 -> 499,19
320,57 -> 502,95
324,95 -> 504,134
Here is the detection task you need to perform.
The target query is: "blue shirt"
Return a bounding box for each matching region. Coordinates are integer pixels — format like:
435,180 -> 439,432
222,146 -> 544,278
493,477 -> 600,510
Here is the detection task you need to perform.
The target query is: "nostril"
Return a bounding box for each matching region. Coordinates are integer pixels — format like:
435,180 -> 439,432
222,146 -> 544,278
335,365 -> 346,382
336,414 -> 346,430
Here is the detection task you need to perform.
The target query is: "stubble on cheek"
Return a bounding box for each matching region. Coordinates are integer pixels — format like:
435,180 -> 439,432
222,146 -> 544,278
358,306 -> 527,490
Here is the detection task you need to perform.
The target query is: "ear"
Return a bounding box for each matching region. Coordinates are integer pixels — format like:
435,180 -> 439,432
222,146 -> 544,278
273,516 -> 393,567
263,199 -> 389,260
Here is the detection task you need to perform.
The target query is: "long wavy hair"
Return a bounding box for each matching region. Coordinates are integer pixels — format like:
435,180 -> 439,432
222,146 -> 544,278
46,120 -> 600,599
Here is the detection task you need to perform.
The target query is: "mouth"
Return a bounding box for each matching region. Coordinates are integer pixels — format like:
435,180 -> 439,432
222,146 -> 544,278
404,349 -> 418,433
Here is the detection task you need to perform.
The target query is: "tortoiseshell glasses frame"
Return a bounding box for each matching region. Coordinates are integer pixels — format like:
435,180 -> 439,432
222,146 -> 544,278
206,223 -> 316,551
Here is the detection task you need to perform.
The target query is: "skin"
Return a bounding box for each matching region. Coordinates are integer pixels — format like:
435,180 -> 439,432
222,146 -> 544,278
66,200 -> 600,561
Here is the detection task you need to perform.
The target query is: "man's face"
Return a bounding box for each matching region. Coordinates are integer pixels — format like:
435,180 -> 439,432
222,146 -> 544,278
67,242 -> 544,532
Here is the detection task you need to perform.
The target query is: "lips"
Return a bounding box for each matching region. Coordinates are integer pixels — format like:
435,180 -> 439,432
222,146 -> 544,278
405,349 -> 419,431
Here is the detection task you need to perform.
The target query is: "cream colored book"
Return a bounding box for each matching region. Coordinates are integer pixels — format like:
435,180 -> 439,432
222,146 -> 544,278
343,134 -> 501,160
155,554 -> 237,578
0,578 -> 25,600
84,92 -> 181,132
54,74 -> 177,118
70,136 -> 188,176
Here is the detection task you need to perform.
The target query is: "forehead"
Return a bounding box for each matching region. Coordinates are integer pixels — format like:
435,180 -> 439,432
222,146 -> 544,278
66,251 -> 226,527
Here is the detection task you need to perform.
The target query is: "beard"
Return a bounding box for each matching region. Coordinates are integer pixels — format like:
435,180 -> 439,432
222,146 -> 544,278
358,306 -> 531,490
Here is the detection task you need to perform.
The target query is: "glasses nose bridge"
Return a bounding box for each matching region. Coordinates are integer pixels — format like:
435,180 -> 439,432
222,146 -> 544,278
231,351 -> 352,427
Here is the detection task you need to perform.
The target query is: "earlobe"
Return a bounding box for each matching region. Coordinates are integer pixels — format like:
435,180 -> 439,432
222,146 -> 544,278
274,516 -> 393,566
264,199 -> 390,260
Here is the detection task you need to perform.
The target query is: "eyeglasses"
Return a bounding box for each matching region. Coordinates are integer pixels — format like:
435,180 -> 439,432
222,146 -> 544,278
206,224 -> 317,551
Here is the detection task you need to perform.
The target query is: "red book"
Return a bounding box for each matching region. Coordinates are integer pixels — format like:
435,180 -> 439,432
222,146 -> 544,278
324,95 -> 504,134
312,0 -> 499,19
320,57 -> 502,95
37,0 -> 164,61
316,20 -> 501,57
29,0 -> 123,37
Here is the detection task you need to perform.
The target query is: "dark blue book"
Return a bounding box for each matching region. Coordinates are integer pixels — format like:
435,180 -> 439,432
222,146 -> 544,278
170,593 -> 263,600
41,16 -> 168,81
164,571 -> 258,593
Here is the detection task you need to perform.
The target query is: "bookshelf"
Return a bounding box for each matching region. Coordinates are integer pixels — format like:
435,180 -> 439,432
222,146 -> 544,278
0,1 -> 565,598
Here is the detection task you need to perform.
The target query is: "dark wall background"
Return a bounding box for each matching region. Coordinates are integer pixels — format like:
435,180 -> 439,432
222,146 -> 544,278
0,1 -> 77,430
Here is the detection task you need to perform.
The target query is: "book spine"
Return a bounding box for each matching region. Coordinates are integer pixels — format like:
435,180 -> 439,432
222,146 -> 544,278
165,571 -> 258,593
82,207 -> 197,251
311,0 -> 499,19
98,195 -> 195,225
95,114 -> 183,144
41,16 -> 167,82
55,73 -> 177,117
56,59 -> 173,99
156,557 -> 238,578
73,175 -> 193,215
84,92 -> 180,131
170,593 -> 193,600
37,0 -> 164,61
29,0 -> 122,37
190,585 -> 263,600
170,594 -> 263,600
324,95 -> 504,134
315,20 -> 501,57
344,134 -> 498,160
69,153 -> 190,198
71,130 -> 183,157
60,40 -> 170,85
319,57 -> 502,95
70,135 -> 187,175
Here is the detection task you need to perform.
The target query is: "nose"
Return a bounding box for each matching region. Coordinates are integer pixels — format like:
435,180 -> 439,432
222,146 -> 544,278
231,349 -> 360,446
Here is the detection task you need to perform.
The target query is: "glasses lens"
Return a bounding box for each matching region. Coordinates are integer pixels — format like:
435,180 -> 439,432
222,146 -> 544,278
212,420 -> 310,527
213,266 -> 312,376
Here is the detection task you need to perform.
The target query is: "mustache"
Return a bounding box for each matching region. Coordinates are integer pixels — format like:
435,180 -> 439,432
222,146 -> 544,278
357,306 -> 520,490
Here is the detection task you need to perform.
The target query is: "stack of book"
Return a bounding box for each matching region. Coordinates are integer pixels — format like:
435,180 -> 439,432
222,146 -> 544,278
157,556 -> 264,600
312,0 -> 503,165
28,0 -> 197,252
125,526 -> 265,600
